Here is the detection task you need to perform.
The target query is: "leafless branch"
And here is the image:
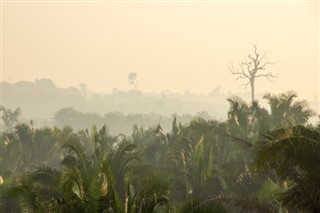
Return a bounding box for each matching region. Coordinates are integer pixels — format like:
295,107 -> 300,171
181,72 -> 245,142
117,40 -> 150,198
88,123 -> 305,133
253,44 -> 258,56
260,52 -> 268,61
256,72 -> 277,82
248,54 -> 255,62
241,61 -> 253,75
229,45 -> 276,102
259,61 -> 275,70
228,63 -> 250,79
255,72 -> 276,78
235,75 -> 248,81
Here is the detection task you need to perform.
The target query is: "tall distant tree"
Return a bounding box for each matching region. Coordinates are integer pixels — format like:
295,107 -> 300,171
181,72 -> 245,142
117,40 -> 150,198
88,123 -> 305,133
228,45 -> 276,103
128,72 -> 138,90
79,83 -> 88,96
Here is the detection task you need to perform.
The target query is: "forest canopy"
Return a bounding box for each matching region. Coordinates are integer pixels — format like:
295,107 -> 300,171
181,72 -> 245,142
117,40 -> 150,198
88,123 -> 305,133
1,91 -> 319,212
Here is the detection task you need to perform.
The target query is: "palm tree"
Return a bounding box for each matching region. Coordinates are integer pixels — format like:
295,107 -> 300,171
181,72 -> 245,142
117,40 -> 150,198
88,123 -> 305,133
172,117 -> 254,200
106,139 -> 140,201
263,91 -> 315,129
227,97 -> 251,133
7,175 -> 46,213
132,124 -> 167,168
125,171 -> 171,213
227,96 -> 270,140
255,125 -> 320,212
6,125 -> 139,212
58,127 -> 140,212
179,199 -> 227,213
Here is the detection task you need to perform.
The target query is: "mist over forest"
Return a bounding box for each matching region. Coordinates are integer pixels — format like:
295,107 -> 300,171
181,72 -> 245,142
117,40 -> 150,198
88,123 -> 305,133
1,62 -> 319,213
2,78 -> 319,134
0,78 -> 260,134
1,76 -> 320,212
1,1 -> 320,212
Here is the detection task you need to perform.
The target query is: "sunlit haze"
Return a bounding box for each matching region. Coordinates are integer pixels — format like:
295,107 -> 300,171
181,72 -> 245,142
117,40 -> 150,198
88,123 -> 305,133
2,1 -> 319,103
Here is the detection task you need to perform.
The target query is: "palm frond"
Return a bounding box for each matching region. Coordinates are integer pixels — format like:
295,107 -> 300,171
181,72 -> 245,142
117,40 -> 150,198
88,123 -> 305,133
179,199 -> 228,213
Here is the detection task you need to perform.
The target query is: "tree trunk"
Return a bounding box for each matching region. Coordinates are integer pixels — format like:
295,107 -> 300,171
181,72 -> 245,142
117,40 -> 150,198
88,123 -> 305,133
250,79 -> 254,104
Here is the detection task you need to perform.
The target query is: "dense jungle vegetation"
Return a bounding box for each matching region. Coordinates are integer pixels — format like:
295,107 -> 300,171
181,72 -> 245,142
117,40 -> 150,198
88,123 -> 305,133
1,91 -> 320,212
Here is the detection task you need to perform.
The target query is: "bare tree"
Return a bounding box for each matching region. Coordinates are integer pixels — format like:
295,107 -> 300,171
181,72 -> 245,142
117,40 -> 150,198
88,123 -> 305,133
228,45 -> 276,103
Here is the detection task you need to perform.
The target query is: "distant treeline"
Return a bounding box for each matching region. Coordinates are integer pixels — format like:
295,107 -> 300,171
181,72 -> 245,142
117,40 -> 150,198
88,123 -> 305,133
53,107 -> 214,135
2,78 -> 319,135
1,91 -> 320,212
1,78 -> 255,121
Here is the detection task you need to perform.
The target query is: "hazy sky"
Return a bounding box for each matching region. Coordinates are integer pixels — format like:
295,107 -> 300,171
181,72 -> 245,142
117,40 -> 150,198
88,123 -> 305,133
1,1 -> 319,100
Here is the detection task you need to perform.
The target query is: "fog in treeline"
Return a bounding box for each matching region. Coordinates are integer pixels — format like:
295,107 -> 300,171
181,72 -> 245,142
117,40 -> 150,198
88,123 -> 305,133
1,78 -> 273,135
1,1 -> 319,211
1,77 -> 320,212
3,79 -> 319,133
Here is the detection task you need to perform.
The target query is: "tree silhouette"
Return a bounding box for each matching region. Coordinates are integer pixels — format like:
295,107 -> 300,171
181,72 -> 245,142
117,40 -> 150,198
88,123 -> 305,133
128,72 -> 138,90
228,45 -> 276,103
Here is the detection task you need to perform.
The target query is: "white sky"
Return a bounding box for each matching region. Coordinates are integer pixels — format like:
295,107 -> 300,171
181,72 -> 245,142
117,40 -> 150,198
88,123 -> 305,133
1,1 -> 319,101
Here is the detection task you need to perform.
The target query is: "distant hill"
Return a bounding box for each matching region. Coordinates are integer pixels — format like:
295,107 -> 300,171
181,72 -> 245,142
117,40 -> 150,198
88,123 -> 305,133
1,78 -> 233,119
2,78 -> 318,134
